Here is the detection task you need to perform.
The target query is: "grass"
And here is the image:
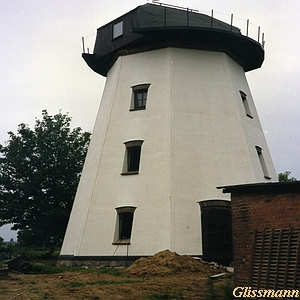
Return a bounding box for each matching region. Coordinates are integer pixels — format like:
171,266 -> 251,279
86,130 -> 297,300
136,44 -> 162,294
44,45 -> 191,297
95,267 -> 122,276
204,279 -> 218,300
32,263 -> 77,274
204,278 -> 235,300
28,290 -> 54,299
2,245 -> 61,261
41,292 -> 52,299
31,262 -> 122,275
219,279 -> 235,299
63,279 -> 143,287
148,292 -> 183,299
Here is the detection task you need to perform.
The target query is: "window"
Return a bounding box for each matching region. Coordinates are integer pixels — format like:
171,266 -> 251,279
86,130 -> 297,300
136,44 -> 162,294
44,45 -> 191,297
135,90 -> 147,108
113,206 -> 136,245
121,140 -> 144,175
130,84 -> 151,110
240,91 -> 253,118
256,146 -> 271,179
112,20 -> 123,39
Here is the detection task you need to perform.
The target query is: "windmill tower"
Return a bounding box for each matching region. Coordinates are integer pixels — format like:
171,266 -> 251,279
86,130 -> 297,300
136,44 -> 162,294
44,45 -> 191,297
59,3 -> 276,266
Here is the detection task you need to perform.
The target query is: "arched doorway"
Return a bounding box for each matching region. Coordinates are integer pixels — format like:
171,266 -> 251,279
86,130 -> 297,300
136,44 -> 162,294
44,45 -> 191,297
199,200 -> 233,265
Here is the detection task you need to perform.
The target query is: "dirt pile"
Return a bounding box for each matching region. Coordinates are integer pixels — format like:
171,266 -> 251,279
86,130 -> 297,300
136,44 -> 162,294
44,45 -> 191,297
1,251 -> 232,299
124,249 -> 215,276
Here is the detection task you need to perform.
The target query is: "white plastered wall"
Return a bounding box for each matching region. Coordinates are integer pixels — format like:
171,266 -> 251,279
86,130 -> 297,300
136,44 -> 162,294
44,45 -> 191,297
61,47 -> 276,257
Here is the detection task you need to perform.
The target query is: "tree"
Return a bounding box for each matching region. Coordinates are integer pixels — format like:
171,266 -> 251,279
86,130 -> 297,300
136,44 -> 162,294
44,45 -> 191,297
278,171 -> 297,182
0,110 -> 91,247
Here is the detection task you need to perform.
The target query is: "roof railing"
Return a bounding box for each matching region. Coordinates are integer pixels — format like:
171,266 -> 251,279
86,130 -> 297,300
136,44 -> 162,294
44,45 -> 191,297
82,2 -> 265,54
152,0 -> 198,13
151,0 -> 265,47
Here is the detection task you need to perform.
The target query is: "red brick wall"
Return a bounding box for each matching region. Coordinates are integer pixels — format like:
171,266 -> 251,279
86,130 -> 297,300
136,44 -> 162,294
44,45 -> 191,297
231,190 -> 300,286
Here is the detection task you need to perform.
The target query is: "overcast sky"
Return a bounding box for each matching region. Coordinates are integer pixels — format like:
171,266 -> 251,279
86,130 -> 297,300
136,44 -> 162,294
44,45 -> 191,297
0,0 -> 299,240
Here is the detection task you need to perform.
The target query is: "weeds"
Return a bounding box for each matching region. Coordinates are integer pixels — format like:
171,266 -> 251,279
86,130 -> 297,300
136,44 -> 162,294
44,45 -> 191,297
219,279 -> 235,299
204,278 -> 235,300
204,279 -> 218,300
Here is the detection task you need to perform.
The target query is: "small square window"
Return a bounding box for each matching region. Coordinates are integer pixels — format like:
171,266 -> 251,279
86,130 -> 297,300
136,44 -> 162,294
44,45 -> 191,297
112,20 -> 123,39
240,91 -> 253,118
130,84 -> 151,111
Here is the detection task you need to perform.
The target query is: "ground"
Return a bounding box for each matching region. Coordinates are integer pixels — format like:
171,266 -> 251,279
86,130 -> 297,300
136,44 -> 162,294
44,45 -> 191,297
0,250 -> 234,300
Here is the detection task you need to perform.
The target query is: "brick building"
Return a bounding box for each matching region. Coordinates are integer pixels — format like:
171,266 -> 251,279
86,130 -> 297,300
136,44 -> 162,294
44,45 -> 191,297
220,182 -> 300,289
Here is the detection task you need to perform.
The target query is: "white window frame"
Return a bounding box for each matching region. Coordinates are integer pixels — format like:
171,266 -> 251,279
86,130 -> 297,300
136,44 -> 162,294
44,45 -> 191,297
113,206 -> 136,245
130,84 -> 151,111
256,146 -> 271,179
240,91 -> 253,118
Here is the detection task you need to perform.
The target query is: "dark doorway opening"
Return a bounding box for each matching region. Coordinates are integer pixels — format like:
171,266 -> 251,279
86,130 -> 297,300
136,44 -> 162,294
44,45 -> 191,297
200,200 -> 233,265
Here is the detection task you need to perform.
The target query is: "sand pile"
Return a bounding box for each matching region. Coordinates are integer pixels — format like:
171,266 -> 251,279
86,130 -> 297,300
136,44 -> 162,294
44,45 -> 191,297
124,249 -> 214,276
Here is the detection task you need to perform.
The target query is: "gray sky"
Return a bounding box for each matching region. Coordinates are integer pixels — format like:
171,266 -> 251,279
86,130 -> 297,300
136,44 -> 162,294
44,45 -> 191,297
0,0 -> 299,240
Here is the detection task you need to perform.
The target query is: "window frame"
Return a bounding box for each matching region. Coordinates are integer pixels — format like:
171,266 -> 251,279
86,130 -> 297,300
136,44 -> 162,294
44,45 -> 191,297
256,146 -> 271,179
112,20 -> 123,40
240,91 -> 253,119
121,140 -> 144,175
113,206 -> 136,245
130,84 -> 151,111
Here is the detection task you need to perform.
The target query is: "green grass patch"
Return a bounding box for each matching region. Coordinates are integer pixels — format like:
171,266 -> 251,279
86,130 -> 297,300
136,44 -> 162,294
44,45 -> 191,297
95,268 -> 122,276
32,264 -> 75,274
32,263 -> 122,275
64,279 -> 143,288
